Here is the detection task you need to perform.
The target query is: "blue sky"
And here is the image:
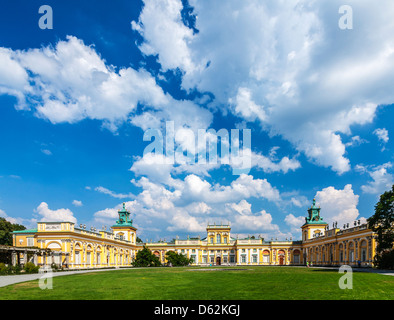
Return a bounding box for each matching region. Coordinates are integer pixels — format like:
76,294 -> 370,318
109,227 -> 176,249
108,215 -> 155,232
0,0 -> 393,241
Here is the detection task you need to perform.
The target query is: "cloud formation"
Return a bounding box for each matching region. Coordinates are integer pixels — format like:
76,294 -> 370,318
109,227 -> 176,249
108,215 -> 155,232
0,36 -> 212,133
133,0 -> 394,174
357,163 -> 394,195
314,184 -> 362,226
35,202 -> 77,223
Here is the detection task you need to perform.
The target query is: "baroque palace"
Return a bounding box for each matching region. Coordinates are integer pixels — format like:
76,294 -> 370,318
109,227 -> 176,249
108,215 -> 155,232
10,199 -> 376,268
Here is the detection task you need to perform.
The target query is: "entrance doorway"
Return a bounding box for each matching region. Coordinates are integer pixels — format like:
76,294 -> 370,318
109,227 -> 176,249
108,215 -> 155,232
216,256 -> 221,265
278,250 -> 285,265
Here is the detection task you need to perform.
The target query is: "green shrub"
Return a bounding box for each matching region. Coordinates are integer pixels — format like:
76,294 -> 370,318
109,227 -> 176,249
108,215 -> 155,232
132,246 -> 161,267
165,251 -> 193,266
0,263 -> 25,274
24,262 -> 39,274
0,263 -> 7,275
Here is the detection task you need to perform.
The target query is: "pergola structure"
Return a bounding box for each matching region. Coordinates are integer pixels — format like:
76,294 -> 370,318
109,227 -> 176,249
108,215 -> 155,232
0,245 -> 51,267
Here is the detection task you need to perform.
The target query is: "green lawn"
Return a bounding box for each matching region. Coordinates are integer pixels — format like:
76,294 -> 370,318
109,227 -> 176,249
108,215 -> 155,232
0,266 -> 393,300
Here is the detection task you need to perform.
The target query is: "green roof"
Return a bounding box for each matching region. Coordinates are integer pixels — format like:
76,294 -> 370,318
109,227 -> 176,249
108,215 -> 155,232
12,229 -> 37,234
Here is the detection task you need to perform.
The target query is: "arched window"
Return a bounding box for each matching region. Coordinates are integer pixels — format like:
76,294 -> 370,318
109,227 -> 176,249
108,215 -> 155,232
349,242 -> 354,262
293,250 -> 300,264
360,240 -> 367,262
96,246 -> 102,265
339,244 -> 344,263
262,250 -> 270,263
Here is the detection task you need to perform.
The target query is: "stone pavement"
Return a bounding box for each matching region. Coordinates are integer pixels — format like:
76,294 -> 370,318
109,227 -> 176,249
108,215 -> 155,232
0,267 -> 134,288
306,265 -> 394,276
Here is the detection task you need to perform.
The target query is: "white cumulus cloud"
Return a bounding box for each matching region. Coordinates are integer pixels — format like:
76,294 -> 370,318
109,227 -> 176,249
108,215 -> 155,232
314,184 -> 361,226
133,0 -> 394,174
35,202 -> 77,223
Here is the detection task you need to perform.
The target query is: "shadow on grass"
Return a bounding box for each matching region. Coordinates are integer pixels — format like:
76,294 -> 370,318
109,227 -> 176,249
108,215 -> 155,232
309,268 -> 340,273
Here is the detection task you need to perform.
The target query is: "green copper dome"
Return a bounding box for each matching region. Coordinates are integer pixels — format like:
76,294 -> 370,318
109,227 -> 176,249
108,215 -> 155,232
303,199 -> 327,226
112,202 -> 134,227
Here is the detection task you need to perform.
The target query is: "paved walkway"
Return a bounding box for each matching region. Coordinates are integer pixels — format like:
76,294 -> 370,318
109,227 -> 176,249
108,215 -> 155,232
309,266 -> 394,276
0,268 -> 133,288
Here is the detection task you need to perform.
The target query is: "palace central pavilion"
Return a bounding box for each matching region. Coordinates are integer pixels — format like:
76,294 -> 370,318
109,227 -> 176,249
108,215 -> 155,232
11,199 -> 376,268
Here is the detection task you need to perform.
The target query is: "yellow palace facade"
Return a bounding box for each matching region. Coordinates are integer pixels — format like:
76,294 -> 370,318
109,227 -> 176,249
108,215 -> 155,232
11,200 -> 377,268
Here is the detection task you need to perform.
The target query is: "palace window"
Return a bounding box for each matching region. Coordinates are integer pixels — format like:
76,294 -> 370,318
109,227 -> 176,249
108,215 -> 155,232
252,255 -> 257,263
27,238 -> 34,247
361,240 -> 367,262
223,237 -> 227,243
349,242 -> 354,262
241,255 -> 246,263
75,252 -> 80,265
349,251 -> 354,262
293,250 -> 300,264
339,244 -> 344,262
216,234 -> 221,243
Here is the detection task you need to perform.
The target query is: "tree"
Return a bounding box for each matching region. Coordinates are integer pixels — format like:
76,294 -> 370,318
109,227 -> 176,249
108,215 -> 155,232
132,246 -> 161,267
367,185 -> 394,269
165,251 -> 193,266
0,218 -> 26,246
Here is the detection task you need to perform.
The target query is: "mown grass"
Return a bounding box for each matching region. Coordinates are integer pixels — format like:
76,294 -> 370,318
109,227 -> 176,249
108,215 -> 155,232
0,266 -> 393,300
